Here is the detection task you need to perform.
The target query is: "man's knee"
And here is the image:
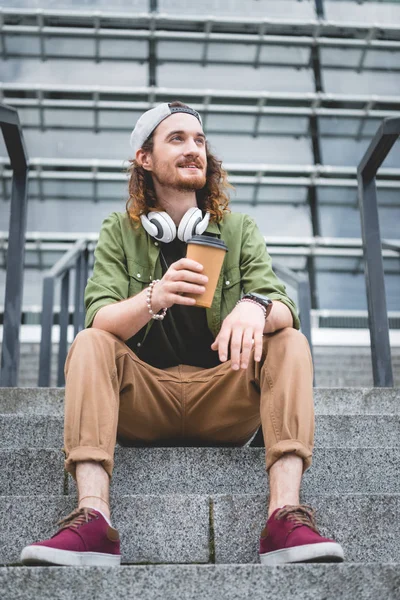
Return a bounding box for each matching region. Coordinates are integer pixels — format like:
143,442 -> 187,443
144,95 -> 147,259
71,327 -> 120,349
65,328 -> 124,376
264,327 -> 309,348
262,328 -> 312,369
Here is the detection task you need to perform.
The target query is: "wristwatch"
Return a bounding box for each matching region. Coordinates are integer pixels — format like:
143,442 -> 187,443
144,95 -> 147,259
240,293 -> 273,319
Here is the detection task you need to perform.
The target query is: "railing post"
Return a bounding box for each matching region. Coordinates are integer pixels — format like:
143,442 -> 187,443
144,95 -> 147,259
357,117 -> 399,386
358,175 -> 393,387
298,275 -> 313,363
315,0 -> 325,19
79,248 -> 89,330
74,253 -> 83,337
57,270 -> 70,387
0,105 -> 29,388
38,276 -> 55,387
38,238 -> 88,387
83,246 -> 89,297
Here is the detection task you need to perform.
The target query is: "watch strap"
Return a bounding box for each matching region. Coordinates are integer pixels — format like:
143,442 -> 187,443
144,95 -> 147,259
236,298 -> 267,319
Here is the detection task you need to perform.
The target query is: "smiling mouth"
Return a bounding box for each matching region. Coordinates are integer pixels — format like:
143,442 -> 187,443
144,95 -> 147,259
178,164 -> 201,169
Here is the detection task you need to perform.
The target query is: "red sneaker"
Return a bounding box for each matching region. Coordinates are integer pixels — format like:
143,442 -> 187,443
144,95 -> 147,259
21,507 -> 121,567
259,504 -> 344,565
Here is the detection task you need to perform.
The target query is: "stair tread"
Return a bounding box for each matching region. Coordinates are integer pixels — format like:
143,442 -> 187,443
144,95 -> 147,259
1,388 -> 400,415
0,448 -> 399,496
0,564 -> 399,600
0,414 -> 399,448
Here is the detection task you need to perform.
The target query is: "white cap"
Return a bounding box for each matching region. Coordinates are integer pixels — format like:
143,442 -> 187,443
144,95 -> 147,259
130,103 -> 203,154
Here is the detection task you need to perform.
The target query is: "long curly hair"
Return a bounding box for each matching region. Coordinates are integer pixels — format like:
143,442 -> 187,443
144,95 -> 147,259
125,101 -> 232,228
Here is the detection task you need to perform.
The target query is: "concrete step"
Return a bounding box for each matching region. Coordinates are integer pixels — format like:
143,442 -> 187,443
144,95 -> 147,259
1,414 -> 400,449
314,354 -> 400,364
317,379 -> 400,388
0,564 -> 398,600
0,447 -> 399,496
317,376 -> 375,385
1,494 -> 399,566
1,387 -> 400,416
0,449 -> 64,496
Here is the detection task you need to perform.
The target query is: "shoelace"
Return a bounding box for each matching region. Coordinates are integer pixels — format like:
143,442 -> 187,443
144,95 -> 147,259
56,507 -> 98,531
276,504 -> 320,535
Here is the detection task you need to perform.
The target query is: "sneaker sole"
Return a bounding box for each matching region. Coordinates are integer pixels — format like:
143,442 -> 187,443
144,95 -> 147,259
259,542 -> 344,566
20,546 -> 121,567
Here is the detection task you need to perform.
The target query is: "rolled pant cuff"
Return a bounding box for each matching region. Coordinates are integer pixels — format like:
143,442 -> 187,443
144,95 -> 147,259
64,446 -> 113,480
266,440 -> 313,473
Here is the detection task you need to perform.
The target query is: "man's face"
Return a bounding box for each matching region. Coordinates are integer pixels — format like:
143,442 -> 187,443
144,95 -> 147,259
141,112 -> 207,191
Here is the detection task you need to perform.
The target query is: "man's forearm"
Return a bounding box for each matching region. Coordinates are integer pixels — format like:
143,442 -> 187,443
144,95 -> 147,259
263,301 -> 294,334
92,289 -> 163,341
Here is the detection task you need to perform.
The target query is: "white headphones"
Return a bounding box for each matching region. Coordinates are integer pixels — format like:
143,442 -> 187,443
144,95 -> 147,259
140,207 -> 210,243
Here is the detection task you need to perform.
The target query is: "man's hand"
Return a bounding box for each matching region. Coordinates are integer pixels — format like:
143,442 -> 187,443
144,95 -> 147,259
151,258 -> 208,311
211,301 -> 265,370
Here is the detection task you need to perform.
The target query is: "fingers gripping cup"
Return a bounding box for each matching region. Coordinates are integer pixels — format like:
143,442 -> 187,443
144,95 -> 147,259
186,235 -> 228,308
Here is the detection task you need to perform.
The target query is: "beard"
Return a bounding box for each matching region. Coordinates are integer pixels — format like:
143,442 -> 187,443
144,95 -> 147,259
151,158 -> 207,192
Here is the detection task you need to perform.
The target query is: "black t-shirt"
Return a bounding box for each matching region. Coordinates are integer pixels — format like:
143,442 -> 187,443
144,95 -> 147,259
135,237 -> 222,369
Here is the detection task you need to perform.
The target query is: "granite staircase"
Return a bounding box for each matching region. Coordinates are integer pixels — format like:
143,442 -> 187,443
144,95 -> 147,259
0,387 -> 399,599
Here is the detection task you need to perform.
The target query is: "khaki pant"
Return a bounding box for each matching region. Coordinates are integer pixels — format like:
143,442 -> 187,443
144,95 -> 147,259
64,327 -> 314,479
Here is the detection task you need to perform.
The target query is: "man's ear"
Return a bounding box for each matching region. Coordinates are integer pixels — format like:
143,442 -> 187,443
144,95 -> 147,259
136,148 -> 153,171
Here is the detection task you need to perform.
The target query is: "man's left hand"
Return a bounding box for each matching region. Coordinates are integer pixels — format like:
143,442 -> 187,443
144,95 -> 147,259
210,301 -> 266,370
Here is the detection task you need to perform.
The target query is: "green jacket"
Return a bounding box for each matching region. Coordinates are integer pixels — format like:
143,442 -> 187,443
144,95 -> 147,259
84,210 -> 300,343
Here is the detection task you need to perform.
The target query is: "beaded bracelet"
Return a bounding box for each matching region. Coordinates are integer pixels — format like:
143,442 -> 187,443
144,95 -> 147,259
146,279 -> 168,320
236,298 -> 267,320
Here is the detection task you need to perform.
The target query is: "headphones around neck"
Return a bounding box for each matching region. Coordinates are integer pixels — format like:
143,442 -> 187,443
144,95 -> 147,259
140,207 -> 210,243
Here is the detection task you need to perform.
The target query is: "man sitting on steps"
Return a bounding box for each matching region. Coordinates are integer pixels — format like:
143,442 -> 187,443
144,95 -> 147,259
21,101 -> 344,567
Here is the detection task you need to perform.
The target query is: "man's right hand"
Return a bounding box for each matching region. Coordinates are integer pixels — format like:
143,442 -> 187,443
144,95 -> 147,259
151,258 -> 208,310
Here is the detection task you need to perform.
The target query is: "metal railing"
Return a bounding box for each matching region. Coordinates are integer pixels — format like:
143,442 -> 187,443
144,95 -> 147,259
38,239 -> 90,387
312,309 -> 400,331
0,103 -> 29,388
357,117 -> 400,387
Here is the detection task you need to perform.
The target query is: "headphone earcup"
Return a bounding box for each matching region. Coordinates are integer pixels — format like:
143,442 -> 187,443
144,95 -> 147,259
140,212 -> 177,243
178,207 -> 210,242
140,214 -> 159,238
194,211 -> 210,235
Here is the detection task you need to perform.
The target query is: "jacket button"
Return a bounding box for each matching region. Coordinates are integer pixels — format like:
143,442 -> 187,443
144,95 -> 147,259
137,273 -> 141,278
226,280 -> 230,285
154,241 -> 159,246
137,342 -> 141,347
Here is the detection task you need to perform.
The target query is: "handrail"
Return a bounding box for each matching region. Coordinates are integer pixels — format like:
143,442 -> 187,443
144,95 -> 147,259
38,238 -> 90,387
381,240 -> 400,254
357,116 -> 400,387
0,103 -> 29,388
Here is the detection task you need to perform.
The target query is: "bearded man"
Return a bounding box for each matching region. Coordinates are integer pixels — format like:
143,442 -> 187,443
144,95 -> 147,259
21,101 -> 344,567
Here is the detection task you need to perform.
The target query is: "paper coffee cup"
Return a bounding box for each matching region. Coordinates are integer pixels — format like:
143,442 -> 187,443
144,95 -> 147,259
186,235 -> 228,308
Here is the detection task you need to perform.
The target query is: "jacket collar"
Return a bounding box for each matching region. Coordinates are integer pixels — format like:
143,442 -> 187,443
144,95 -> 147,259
205,219 -> 221,236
